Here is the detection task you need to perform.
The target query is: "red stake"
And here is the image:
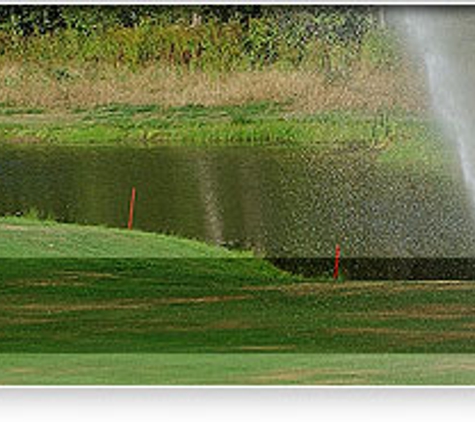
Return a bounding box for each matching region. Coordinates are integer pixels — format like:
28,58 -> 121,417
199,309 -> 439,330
333,244 -> 341,280
127,187 -> 136,230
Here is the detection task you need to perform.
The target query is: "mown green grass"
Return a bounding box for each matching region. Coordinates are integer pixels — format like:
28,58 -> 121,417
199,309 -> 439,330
0,216 -> 250,258
1,256 -> 475,354
2,219 -> 475,357
2,219 -> 475,384
0,102 -> 439,162
2,354 -> 475,385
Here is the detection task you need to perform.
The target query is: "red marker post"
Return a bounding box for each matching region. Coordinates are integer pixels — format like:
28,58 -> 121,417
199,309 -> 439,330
127,187 -> 136,230
333,244 -> 341,280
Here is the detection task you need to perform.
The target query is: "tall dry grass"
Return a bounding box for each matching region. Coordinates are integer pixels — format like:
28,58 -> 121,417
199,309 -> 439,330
0,10 -> 428,115
0,60 -> 428,114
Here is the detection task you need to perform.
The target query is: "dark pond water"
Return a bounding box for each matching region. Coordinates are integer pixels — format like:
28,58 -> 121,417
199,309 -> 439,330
1,144 -> 474,257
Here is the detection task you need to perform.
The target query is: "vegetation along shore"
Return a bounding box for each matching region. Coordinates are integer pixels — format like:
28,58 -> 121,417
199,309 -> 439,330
0,5 -> 433,152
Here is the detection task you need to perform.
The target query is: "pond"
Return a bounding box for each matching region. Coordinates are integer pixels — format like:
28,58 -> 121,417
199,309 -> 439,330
0,144 -> 474,257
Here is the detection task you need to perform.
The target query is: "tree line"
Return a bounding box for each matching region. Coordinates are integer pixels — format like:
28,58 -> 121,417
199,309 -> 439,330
0,6 -> 391,73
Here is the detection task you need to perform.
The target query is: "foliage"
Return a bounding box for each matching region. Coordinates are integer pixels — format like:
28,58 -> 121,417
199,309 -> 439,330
0,6 -> 396,74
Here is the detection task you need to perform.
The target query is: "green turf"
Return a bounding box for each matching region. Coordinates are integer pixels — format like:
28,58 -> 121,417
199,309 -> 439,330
2,218 -> 475,385
2,219 -> 475,355
1,354 -> 475,385
0,216 -> 249,258
1,255 -> 475,354
0,102 -> 440,163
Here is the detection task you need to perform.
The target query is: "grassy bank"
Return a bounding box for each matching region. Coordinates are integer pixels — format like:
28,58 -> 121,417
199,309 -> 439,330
0,216 -> 254,257
0,101 -> 438,158
3,354 -> 475,385
0,100 -> 444,170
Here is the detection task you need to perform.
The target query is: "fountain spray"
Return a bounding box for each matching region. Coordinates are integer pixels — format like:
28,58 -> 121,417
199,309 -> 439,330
393,7 -> 475,215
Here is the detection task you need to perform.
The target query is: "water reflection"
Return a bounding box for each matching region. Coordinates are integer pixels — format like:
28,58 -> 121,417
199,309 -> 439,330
0,145 -> 473,257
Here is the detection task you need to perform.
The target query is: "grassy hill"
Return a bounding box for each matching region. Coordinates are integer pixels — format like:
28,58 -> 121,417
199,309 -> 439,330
0,216 -> 248,257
